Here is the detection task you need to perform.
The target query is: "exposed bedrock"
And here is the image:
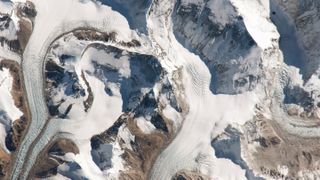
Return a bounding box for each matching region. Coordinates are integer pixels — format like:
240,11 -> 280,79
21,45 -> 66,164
0,60 -> 30,179
97,0 -> 152,34
270,0 -> 320,81
172,0 -> 262,95
41,32 -> 184,179
241,113 -> 320,179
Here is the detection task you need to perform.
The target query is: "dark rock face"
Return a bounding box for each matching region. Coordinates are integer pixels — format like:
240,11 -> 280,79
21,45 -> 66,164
284,86 -> 315,113
96,0 -> 152,34
0,14 -> 21,52
46,43 -> 164,117
73,30 -> 118,43
270,0 -> 320,81
5,130 -> 16,152
45,41 -> 180,178
79,46 -> 180,178
0,15 -> 11,31
33,138 -> 80,179
270,0 -> 310,80
34,159 -> 59,179
89,79 -> 178,178
172,0 -> 262,94
18,1 -> 37,18
90,114 -> 128,149
89,46 -> 163,112
48,139 -> 80,156
134,91 -> 169,132
45,60 -> 85,118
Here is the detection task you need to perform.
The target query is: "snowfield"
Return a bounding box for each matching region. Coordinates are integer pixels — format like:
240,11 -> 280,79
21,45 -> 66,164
147,1 -> 261,179
11,0 -> 143,179
230,0 -> 279,49
3,0 -> 320,179
0,66 -> 22,153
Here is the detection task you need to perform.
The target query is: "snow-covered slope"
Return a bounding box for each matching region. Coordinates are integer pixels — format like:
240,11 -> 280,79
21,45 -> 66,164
0,60 -> 28,177
0,65 -> 21,154
172,0 -> 262,94
0,0 -> 319,179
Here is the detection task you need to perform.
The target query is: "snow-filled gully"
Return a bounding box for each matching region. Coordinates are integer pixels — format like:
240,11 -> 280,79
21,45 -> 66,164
0,47 -> 21,64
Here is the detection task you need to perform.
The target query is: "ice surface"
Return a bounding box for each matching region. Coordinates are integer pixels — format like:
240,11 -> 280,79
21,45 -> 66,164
11,0 -> 140,179
148,0 -> 259,179
9,0 -> 320,179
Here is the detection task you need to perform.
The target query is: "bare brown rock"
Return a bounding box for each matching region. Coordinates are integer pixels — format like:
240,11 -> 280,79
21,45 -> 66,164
81,71 -> 93,112
0,60 -> 30,179
73,30 -> 117,42
241,113 -> 320,179
91,112 -> 172,180
49,138 -> 79,155
17,1 -> 37,18
32,138 -> 80,179
119,72 -> 189,180
173,171 -> 209,180
0,61 -> 30,151
0,148 -> 10,177
16,19 -> 32,51
73,30 -> 141,48
122,117 -> 169,179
